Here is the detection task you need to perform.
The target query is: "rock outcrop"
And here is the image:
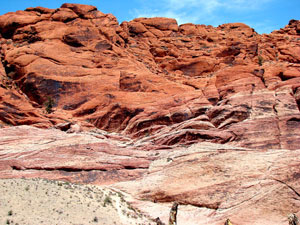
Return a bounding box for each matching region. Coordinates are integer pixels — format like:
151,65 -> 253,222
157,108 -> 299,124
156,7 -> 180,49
0,4 -> 300,225
0,125 -> 299,224
0,125 -> 152,184
0,3 -> 299,149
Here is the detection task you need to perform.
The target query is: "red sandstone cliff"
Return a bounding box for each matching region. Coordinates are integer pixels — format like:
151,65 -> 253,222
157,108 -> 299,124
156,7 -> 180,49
0,4 -> 300,225
0,3 -> 299,149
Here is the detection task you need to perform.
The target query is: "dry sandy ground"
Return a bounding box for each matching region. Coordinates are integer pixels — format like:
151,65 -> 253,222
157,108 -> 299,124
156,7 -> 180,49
0,178 -> 155,225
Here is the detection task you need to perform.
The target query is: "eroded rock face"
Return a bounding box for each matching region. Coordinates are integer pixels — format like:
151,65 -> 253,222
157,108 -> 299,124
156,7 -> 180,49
115,142 -> 300,225
0,4 -> 300,224
0,126 -> 299,224
0,4 -> 299,149
0,125 -> 154,184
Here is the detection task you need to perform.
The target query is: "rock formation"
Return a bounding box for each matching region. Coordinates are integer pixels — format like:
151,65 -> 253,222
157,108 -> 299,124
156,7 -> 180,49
0,3 -> 300,225
1,125 -> 300,224
0,3 -> 299,149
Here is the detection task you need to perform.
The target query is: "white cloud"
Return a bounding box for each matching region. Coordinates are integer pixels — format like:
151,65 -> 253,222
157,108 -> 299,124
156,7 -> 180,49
162,0 -> 274,13
163,0 -> 221,14
133,0 -> 274,31
245,20 -> 278,34
135,9 -> 200,25
133,0 -> 221,25
223,0 -> 273,10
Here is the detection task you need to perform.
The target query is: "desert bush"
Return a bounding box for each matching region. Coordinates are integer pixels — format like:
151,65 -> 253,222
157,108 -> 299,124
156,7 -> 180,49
258,55 -> 264,66
103,195 -> 112,207
44,96 -> 55,114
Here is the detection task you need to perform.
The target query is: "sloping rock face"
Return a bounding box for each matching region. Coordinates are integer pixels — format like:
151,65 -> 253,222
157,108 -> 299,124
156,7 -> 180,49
115,143 -> 300,225
0,4 -> 300,225
0,125 -> 153,184
0,4 -> 299,149
0,126 -> 299,224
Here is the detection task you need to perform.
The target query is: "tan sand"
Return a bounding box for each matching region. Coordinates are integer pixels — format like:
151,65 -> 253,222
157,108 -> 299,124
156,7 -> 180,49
0,178 -> 155,225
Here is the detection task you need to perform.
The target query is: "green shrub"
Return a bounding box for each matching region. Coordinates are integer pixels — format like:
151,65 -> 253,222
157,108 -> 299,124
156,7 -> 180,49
103,196 -> 112,207
258,55 -> 264,66
8,210 -> 13,216
44,96 -> 55,114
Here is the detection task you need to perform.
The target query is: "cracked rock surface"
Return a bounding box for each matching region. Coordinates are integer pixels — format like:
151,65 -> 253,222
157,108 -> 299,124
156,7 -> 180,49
0,126 -> 300,224
0,3 -> 300,225
114,142 -> 300,224
0,4 -> 299,149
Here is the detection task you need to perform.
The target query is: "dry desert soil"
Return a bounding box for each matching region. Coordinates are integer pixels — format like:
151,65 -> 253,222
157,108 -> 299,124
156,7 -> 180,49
0,178 -> 155,225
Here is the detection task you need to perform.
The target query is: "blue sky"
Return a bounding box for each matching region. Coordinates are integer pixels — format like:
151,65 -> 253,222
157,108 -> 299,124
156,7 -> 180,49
0,0 -> 299,34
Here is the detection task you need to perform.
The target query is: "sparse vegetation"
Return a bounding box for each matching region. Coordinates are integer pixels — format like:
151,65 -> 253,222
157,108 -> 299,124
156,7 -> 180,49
116,191 -> 124,198
8,210 -> 13,216
258,55 -> 264,66
93,216 -> 98,222
2,178 -> 298,224
44,96 -> 55,114
103,195 -> 112,207
167,157 -> 172,162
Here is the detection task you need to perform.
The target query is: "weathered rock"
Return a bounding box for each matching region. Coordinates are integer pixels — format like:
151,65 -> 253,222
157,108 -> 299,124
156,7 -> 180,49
168,202 -> 178,225
0,4 -> 299,150
61,3 -> 98,18
225,219 -> 233,225
114,142 -> 300,225
0,125 -> 154,184
0,4 -> 300,225
51,8 -> 78,22
0,87 -> 51,127
133,17 -> 178,31
288,213 -> 300,225
1,126 -> 299,224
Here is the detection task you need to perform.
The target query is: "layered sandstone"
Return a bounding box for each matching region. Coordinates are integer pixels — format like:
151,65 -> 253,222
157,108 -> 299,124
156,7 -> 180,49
0,4 -> 300,225
0,3 -> 299,149
0,125 -> 299,224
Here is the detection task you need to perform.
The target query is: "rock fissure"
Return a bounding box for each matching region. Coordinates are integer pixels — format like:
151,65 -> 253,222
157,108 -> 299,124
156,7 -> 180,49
274,179 -> 300,198
11,164 -> 148,172
272,101 -> 283,149
11,165 -> 108,172
183,82 -> 199,90
292,87 -> 300,112
218,191 -> 262,211
39,56 -> 62,65
184,202 -> 219,211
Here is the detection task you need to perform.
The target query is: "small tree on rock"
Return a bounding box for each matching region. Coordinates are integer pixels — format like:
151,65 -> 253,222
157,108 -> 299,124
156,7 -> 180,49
44,96 -> 55,114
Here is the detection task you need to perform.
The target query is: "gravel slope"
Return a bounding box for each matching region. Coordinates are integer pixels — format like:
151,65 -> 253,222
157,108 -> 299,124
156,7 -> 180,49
0,178 -> 155,225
